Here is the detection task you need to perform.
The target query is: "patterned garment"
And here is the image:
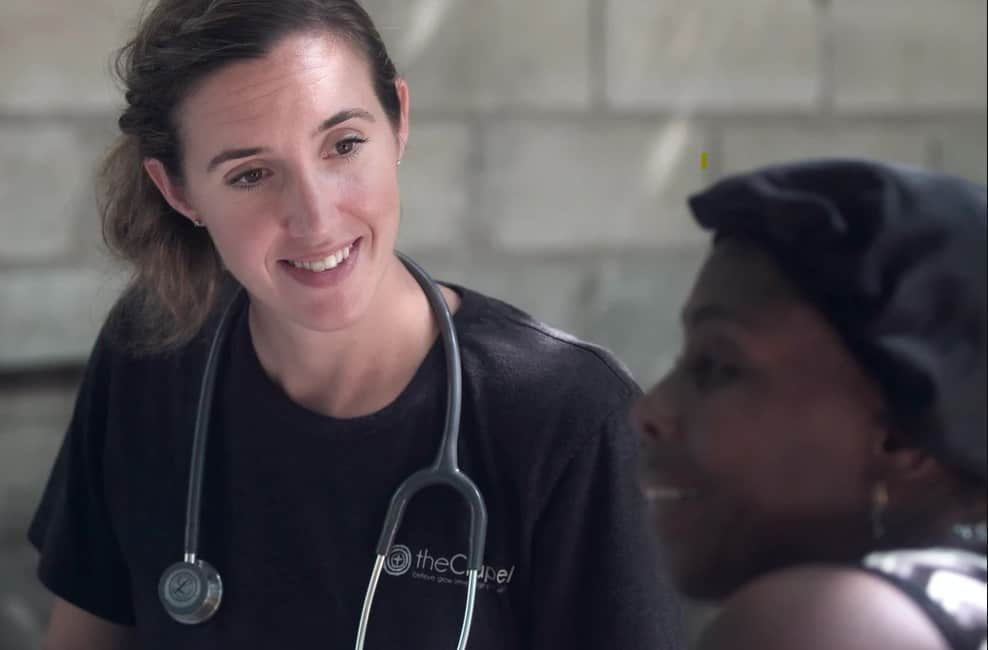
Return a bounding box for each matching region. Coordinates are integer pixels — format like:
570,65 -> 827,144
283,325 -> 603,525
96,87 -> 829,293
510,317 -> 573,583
864,546 -> 987,650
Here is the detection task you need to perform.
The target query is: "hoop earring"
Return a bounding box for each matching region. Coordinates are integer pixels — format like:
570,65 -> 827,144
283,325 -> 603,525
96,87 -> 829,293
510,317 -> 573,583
871,481 -> 889,540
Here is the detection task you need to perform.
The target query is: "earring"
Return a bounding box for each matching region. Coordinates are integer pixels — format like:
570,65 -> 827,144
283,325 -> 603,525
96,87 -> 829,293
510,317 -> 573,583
397,159 -> 402,167
871,481 -> 889,540
192,219 -> 205,228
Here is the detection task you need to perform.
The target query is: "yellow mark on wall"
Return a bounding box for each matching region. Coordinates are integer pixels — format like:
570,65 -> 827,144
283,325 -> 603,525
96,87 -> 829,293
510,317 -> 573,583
701,152 -> 709,170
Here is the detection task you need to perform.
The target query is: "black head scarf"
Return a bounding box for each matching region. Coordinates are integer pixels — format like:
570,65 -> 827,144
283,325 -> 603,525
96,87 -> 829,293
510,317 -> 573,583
688,158 -> 987,482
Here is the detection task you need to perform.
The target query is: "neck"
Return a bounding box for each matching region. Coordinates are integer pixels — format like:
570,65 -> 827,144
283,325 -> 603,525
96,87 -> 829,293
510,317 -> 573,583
882,499 -> 988,552
247,255 -> 460,418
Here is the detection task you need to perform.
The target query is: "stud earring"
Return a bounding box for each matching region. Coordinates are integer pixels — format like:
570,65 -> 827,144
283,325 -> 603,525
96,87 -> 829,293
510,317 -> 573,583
192,219 -> 205,228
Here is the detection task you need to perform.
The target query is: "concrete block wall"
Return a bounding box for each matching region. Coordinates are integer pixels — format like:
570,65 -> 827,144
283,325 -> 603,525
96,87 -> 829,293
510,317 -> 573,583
1,0 -> 985,645
2,0 -> 986,375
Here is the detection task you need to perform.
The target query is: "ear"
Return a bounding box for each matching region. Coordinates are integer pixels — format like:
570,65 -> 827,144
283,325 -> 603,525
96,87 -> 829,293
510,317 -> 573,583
143,158 -> 201,225
394,77 -> 410,161
873,427 -> 948,501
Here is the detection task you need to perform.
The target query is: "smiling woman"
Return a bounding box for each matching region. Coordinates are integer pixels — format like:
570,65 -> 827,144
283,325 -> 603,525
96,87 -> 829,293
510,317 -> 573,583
26,2 -> 682,650
139,31 -> 413,383
634,159 -> 986,650
100,3 -> 406,355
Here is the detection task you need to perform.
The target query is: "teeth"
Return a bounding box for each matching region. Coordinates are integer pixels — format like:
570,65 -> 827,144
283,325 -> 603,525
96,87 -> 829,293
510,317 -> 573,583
290,244 -> 352,272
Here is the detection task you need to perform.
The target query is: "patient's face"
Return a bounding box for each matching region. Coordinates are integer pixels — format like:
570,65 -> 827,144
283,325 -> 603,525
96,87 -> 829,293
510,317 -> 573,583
632,238 -> 887,600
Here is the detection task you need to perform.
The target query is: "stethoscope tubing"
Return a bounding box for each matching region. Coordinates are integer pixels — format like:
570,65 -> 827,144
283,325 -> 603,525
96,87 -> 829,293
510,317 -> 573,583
354,252 -> 487,650
169,252 -> 487,649
183,285 -> 246,563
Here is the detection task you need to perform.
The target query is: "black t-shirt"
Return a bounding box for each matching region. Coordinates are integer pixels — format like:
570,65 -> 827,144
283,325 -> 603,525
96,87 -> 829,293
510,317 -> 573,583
29,284 -> 682,649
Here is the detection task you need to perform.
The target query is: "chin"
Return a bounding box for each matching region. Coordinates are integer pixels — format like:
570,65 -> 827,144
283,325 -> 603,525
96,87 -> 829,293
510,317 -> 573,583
676,572 -> 745,602
678,574 -> 739,602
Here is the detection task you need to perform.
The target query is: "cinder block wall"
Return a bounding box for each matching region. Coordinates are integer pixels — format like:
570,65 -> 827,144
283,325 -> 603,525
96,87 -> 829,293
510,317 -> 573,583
1,0 -> 985,646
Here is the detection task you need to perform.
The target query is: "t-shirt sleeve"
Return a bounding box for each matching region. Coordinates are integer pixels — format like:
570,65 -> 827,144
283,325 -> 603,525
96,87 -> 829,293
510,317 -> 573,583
27,334 -> 136,625
527,403 -> 683,650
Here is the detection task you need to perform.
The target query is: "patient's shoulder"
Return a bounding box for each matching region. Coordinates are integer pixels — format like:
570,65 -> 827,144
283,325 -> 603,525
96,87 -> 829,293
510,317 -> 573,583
696,565 -> 950,650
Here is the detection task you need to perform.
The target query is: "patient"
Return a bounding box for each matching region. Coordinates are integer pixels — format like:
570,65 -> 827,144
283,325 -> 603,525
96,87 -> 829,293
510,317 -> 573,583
634,159 -> 986,650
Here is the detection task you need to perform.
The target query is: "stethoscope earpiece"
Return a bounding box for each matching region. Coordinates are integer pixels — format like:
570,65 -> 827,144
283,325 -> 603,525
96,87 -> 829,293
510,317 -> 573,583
159,558 -> 223,625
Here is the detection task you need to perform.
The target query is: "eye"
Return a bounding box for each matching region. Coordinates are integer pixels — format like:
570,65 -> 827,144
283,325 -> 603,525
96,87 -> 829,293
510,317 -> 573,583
228,168 -> 269,190
683,353 -> 740,392
331,136 -> 367,158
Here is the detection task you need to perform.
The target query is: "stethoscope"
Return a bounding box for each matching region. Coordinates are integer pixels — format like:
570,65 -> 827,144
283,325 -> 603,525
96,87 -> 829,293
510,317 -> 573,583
157,252 -> 488,650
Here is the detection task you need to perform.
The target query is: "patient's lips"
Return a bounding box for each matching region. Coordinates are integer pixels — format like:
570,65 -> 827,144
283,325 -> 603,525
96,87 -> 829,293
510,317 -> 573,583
645,483 -> 710,546
644,485 -> 700,502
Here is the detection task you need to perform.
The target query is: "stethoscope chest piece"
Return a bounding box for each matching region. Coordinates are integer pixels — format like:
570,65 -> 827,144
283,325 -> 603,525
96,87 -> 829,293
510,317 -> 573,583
159,558 -> 223,624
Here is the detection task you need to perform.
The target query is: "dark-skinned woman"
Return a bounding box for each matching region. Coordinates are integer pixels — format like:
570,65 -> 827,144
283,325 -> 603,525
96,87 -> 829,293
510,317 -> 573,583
634,158 -> 986,650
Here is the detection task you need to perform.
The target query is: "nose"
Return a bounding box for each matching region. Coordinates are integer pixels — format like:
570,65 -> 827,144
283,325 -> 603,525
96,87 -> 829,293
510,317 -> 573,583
286,167 -> 339,239
631,374 -> 682,445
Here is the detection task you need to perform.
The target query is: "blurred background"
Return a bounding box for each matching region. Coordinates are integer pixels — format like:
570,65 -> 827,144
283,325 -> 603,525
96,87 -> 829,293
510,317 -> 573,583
1,0 -> 985,646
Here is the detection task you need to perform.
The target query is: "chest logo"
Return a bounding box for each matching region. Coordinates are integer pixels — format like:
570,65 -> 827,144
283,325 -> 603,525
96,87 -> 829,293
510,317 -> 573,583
384,545 -> 415,577
384,544 -> 517,593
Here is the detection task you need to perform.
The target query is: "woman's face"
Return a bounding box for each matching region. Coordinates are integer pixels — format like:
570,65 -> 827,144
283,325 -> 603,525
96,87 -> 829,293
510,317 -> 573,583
148,31 -> 408,333
632,238 -> 888,600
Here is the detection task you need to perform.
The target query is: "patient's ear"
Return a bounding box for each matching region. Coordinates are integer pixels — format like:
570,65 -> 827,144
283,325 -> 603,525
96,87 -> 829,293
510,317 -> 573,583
873,427 -> 950,505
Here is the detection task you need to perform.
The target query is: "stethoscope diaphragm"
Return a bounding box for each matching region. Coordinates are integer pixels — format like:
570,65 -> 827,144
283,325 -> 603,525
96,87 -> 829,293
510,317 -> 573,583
159,558 -> 223,624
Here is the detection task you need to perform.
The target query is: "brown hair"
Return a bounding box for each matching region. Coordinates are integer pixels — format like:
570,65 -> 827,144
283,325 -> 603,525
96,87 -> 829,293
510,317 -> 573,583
101,0 -> 401,355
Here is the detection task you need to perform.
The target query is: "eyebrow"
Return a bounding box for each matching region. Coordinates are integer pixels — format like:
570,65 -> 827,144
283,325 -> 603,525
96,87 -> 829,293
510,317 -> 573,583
205,108 -> 376,173
206,146 -> 267,173
681,304 -> 745,328
315,108 -> 375,135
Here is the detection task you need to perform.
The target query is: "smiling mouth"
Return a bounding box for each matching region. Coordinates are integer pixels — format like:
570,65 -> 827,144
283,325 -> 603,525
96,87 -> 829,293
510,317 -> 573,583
644,486 -> 701,502
284,238 -> 359,272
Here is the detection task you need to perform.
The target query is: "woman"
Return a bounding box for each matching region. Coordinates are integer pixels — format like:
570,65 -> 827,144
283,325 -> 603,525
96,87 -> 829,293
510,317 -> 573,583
28,1 -> 681,648
634,159 -> 986,650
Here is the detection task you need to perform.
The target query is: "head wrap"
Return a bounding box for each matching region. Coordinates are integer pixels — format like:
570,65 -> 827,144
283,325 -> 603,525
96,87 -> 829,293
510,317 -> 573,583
688,158 -> 986,482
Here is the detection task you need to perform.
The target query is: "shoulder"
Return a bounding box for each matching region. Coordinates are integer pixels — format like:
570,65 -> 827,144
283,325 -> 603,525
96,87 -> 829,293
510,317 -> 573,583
453,284 -> 640,404
449,285 -> 643,486
696,565 -> 951,650
84,285 -> 223,403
